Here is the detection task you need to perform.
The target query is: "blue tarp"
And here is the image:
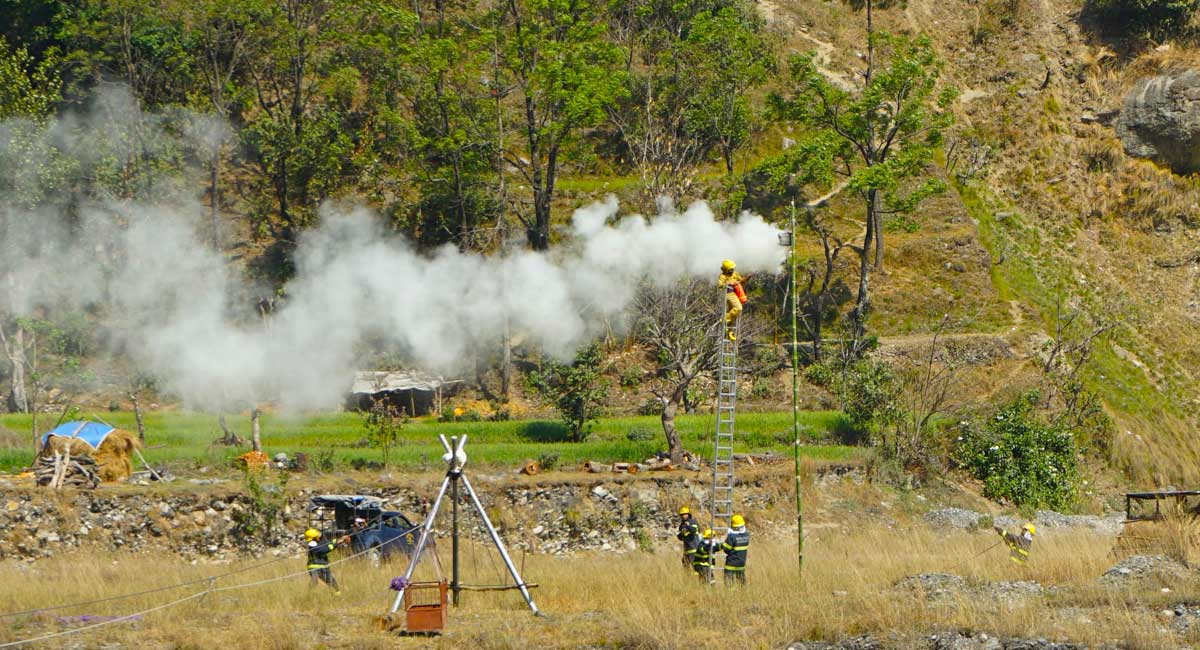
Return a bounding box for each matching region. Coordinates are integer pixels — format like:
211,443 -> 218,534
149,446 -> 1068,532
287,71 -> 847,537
41,421 -> 115,449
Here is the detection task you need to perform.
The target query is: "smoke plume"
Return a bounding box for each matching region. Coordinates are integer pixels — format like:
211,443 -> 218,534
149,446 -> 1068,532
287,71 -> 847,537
1,90 -> 783,411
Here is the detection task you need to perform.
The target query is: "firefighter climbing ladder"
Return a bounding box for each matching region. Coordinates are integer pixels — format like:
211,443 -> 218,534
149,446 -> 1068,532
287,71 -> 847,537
710,313 -> 740,537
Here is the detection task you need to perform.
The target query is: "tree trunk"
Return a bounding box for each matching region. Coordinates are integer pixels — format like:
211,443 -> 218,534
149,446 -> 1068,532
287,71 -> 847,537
217,412 -> 242,446
871,190 -> 884,270
501,319 -> 512,399
251,406 -> 262,453
130,391 -> 146,442
210,146 -> 221,250
2,325 -> 28,413
852,197 -> 874,352
661,388 -> 685,464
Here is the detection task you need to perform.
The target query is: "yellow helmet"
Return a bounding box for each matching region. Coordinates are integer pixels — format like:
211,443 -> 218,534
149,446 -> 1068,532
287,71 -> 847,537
304,528 -> 321,540
1023,523 -> 1036,535
702,528 -> 714,539
731,514 -> 745,528
721,259 -> 736,272
678,506 -> 690,515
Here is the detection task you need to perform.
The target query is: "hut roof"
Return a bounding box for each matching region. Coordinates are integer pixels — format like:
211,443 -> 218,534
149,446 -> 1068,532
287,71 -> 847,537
350,370 -> 457,395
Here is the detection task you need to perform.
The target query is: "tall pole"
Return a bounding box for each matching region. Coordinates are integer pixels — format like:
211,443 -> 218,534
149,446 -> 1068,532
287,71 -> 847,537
451,462 -> 460,607
791,201 -> 804,579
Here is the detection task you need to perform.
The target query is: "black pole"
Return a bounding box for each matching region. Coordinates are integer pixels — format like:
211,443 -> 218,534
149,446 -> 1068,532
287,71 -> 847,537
451,473 -> 460,606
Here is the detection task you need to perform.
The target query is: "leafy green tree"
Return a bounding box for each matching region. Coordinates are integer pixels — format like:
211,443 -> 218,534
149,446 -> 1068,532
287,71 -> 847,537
0,37 -> 61,119
241,0 -> 355,246
678,7 -> 776,175
172,0 -> 263,248
347,1 -> 499,249
54,0 -> 196,107
493,0 -> 628,250
956,391 -> 1079,510
533,343 -> 609,442
768,18 -> 955,350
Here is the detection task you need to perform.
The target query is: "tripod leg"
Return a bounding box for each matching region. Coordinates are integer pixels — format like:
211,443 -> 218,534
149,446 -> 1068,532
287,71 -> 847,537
389,474 -> 452,614
460,475 -> 540,615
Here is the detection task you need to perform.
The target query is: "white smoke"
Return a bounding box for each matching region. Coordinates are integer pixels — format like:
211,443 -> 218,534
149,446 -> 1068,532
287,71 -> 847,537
1,92 -> 784,411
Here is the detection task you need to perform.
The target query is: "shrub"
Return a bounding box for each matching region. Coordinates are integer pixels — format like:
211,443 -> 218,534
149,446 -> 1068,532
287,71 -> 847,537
625,427 -> 654,442
618,366 -> 644,388
528,343 -> 609,442
1088,0 -> 1200,37
536,452 -> 560,471
955,391 -> 1079,510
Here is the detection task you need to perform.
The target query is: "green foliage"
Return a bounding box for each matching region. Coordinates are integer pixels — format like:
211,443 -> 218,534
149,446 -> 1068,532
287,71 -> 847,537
834,358 -> 902,439
530,343 -> 610,442
493,0 -> 629,249
231,468 -> 290,545
625,427 -> 655,442
1088,0 -> 1200,36
676,7 -> 777,175
0,37 -> 60,119
767,32 -> 955,210
955,391 -> 1079,510
619,366 -> 644,388
361,400 -> 406,466
536,451 -> 560,471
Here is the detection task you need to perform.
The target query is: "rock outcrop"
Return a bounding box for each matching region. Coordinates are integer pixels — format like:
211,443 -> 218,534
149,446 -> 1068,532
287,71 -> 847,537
1118,70 -> 1200,174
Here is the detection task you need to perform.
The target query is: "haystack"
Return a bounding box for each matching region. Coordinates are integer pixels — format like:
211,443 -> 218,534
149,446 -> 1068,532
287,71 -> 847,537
39,423 -> 140,483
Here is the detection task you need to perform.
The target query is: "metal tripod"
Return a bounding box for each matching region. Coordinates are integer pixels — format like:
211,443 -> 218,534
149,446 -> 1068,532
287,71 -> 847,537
388,434 -> 539,616
710,312 -> 740,537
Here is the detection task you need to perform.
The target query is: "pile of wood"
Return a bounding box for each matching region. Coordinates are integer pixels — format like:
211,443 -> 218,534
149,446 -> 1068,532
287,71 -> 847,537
34,452 -> 100,489
581,461 -> 644,474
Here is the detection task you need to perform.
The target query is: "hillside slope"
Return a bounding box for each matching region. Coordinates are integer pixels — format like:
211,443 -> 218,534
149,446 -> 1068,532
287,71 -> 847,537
764,0 -> 1200,486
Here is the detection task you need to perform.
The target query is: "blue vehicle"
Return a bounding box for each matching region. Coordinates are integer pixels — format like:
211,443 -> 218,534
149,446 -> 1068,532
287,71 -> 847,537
308,494 -> 425,565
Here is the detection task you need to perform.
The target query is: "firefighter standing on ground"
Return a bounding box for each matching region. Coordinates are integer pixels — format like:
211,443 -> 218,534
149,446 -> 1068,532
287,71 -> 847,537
718,260 -> 749,341
306,528 -> 348,593
720,514 -> 750,584
994,523 -> 1036,564
693,529 -> 720,584
676,506 -> 700,568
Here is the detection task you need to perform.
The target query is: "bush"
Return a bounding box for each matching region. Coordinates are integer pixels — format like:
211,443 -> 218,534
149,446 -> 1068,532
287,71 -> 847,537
955,391 -> 1079,510
536,452 -> 560,471
1088,0 -> 1200,37
618,366 -> 644,388
837,358 -> 902,437
528,343 -> 609,442
625,427 -> 654,442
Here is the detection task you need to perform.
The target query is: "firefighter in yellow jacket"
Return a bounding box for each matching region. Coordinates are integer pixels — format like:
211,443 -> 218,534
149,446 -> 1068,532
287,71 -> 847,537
994,522 -> 1036,564
718,260 -> 749,341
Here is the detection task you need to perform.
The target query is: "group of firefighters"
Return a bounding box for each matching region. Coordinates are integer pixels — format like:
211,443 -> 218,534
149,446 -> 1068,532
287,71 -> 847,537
675,506 -> 750,584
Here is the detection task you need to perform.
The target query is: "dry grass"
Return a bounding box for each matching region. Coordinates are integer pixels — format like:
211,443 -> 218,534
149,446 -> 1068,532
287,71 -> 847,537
0,523 -> 1194,650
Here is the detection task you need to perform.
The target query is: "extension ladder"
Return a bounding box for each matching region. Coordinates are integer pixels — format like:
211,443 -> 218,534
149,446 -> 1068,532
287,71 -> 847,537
710,313 -> 739,537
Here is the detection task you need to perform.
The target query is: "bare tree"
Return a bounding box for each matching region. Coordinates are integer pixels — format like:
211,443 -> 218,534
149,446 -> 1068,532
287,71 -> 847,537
0,322 -> 29,413
890,315 -> 963,466
635,278 -> 763,463
794,210 -> 852,362
1041,299 -> 1116,438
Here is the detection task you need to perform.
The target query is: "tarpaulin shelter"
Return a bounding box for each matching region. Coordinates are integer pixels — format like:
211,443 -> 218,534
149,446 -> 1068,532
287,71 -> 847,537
39,421 -> 140,482
348,371 -> 460,415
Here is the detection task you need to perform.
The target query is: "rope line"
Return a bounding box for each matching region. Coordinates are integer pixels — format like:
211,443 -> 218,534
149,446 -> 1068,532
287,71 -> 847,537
0,543 -> 380,649
0,525 -> 387,619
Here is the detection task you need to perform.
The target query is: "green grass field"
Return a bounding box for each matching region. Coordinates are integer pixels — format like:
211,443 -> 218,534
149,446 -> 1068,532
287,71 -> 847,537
0,410 -> 859,473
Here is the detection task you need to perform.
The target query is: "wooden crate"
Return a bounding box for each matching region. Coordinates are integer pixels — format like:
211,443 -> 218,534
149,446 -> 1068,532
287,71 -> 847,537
403,580 -> 448,634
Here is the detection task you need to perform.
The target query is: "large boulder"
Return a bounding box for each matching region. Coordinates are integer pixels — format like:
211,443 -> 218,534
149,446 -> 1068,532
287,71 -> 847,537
1118,70 -> 1200,174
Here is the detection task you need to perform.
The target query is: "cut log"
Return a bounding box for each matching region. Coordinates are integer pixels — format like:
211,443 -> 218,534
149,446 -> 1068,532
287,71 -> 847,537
612,462 -> 638,474
582,461 -> 611,473
519,459 -> 540,475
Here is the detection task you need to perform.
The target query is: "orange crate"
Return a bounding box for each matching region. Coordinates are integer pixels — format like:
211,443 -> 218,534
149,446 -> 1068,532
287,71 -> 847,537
403,580 -> 448,634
